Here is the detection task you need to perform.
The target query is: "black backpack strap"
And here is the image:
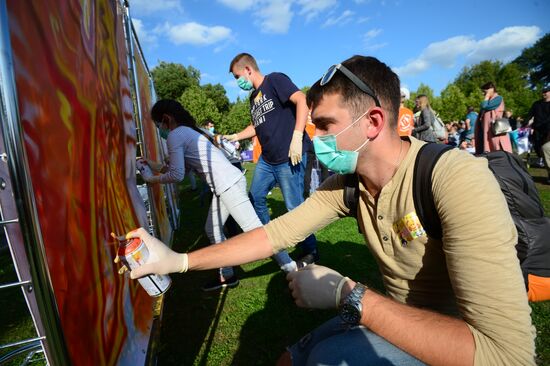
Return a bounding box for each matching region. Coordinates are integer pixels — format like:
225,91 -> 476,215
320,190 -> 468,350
343,174 -> 363,233
413,143 -> 454,240
343,174 -> 359,217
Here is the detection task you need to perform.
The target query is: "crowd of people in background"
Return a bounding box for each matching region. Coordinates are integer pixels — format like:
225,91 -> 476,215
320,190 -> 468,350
128,54 -> 544,366
399,83 -> 550,182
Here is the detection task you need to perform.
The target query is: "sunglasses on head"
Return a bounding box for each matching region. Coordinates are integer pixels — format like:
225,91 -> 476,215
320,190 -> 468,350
320,63 -> 381,107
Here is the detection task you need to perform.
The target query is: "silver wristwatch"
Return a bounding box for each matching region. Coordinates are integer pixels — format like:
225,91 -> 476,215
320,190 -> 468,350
339,282 -> 367,325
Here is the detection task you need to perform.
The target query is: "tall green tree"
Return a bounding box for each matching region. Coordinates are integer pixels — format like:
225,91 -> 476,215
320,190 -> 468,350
202,83 -> 230,113
412,83 -> 442,113
415,83 -> 435,100
513,32 -> 550,88
452,60 -> 537,117
179,85 -> 221,125
151,62 -> 200,100
454,61 -> 502,98
438,84 -> 467,121
220,98 -> 250,135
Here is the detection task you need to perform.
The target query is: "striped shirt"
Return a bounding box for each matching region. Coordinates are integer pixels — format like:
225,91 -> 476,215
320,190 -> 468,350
158,126 -> 243,194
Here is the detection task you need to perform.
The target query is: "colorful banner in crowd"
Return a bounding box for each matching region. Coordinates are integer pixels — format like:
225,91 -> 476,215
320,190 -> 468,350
5,0 -> 172,364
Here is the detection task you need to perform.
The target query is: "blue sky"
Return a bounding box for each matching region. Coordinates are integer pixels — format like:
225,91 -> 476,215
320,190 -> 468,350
130,0 -> 549,102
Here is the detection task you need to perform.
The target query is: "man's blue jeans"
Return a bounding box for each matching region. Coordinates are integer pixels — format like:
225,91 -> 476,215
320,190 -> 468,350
249,154 -> 317,254
289,316 -> 425,365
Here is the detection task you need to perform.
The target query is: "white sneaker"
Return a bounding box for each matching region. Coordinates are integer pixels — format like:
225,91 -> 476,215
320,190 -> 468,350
280,261 -> 298,273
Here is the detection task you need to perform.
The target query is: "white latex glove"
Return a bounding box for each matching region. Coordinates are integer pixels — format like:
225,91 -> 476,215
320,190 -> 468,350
288,130 -> 303,166
224,133 -> 239,142
123,227 -> 188,278
286,264 -> 350,309
136,159 -> 155,182
138,157 -> 164,173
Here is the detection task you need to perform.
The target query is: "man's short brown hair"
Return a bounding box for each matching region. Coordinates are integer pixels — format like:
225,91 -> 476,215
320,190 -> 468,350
307,56 -> 400,128
229,53 -> 259,73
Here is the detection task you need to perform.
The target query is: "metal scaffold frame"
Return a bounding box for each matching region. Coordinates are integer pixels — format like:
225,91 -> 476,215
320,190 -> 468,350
0,0 -> 70,364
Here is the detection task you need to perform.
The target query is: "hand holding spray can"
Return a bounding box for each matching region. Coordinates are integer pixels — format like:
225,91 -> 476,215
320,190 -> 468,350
136,158 -> 154,181
117,237 -> 171,297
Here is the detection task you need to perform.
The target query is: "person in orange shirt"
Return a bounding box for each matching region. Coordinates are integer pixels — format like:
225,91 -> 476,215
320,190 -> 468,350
303,111 -> 330,197
252,136 -> 262,163
398,87 -> 414,136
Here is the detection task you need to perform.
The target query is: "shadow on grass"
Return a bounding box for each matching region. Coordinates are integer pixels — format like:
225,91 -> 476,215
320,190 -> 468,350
156,183 -> 229,365
231,239 -> 384,365
156,176 -> 386,365
532,175 -> 550,185
157,268 -> 230,365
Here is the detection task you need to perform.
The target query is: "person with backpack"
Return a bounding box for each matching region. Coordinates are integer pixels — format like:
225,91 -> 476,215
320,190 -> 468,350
121,57 -> 535,366
139,99 -> 297,291
412,94 -> 437,142
475,81 -> 512,154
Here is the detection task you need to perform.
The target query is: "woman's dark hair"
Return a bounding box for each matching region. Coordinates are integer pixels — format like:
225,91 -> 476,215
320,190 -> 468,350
151,99 -> 197,128
151,99 -> 218,144
481,81 -> 497,92
467,106 -> 475,113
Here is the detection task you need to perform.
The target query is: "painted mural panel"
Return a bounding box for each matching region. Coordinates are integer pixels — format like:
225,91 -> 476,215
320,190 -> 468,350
6,1 -> 157,364
133,37 -> 172,243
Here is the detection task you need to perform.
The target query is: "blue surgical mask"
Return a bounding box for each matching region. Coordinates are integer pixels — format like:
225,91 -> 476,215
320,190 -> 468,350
209,127 -> 215,134
159,128 -> 170,139
237,76 -> 253,91
313,111 -> 369,174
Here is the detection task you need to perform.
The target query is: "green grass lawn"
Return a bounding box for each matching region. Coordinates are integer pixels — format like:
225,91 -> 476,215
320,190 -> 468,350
161,162 -> 550,365
0,249 -> 42,365
1,161 -> 549,365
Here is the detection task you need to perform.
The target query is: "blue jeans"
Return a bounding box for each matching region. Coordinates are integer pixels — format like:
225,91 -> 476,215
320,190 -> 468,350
249,154 -> 317,254
289,316 -> 425,365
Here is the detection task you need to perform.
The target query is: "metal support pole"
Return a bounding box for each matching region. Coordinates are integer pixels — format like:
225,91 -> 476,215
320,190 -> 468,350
0,1 -> 70,364
122,1 -> 158,237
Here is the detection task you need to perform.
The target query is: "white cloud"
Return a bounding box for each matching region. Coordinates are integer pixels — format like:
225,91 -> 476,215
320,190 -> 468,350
364,28 -> 382,41
216,0 -> 255,11
215,0 -> 342,34
132,18 -> 157,45
467,26 -> 541,63
363,28 -> 387,51
394,26 -> 541,77
366,43 -> 388,51
323,10 -> 354,27
217,0 -> 294,33
163,22 -> 232,46
297,0 -> 337,22
255,0 -> 294,34
130,0 -> 183,15
224,79 -> 237,89
357,16 -> 371,24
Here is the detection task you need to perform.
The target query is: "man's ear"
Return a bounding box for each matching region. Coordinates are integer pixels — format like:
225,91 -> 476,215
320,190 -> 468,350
365,107 -> 385,139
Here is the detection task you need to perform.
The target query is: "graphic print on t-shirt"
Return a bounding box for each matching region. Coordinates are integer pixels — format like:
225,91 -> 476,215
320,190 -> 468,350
251,91 -> 274,128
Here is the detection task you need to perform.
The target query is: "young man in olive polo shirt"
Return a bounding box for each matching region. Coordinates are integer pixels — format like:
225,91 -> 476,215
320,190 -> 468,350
125,56 -> 535,366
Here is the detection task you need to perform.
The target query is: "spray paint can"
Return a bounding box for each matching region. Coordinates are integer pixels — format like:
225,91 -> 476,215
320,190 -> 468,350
117,237 -> 171,297
136,158 -> 154,180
